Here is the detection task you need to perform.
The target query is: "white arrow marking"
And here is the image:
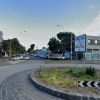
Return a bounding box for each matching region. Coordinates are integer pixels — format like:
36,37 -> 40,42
87,81 -> 92,87
79,81 -> 84,87
94,82 -> 99,87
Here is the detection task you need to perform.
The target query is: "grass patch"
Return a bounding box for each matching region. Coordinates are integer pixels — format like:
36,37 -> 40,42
34,67 -> 100,91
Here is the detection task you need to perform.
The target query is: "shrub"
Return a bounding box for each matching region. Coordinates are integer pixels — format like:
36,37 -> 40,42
64,68 -> 74,74
85,66 -> 96,77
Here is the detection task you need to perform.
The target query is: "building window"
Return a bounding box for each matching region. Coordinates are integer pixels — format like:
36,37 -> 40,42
95,40 -> 98,45
94,54 -> 99,59
87,49 -> 92,52
93,49 -> 99,51
88,39 -> 94,45
97,40 -> 100,45
88,39 -> 90,45
87,54 -> 92,59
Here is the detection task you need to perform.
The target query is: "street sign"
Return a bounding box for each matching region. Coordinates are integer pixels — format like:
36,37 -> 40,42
78,81 -> 100,87
75,34 -> 86,52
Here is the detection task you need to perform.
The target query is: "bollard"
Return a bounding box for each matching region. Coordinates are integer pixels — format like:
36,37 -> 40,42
39,66 -> 42,76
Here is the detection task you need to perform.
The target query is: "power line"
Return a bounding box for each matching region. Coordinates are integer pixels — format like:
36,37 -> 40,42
20,38 -> 50,41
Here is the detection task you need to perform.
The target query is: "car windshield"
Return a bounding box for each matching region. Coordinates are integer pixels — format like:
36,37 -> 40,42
25,55 -> 29,57
16,55 -> 21,57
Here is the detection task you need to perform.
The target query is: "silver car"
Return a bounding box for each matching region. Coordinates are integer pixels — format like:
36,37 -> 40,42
12,55 -> 23,60
23,55 -> 29,60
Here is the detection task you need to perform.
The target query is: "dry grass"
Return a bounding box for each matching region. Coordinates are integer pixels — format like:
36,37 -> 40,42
33,67 -> 100,96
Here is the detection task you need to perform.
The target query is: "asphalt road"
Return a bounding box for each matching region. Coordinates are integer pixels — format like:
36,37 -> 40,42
0,56 -> 100,100
1,56 -> 100,84
0,56 -> 62,100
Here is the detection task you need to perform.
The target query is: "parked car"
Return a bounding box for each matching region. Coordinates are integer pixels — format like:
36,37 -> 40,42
12,55 -> 23,60
23,55 -> 29,60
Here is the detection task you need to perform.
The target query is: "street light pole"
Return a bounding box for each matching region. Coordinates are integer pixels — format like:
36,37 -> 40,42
9,39 -> 11,60
16,31 -> 26,38
57,25 -> 72,60
57,25 -> 65,32
71,33 -> 72,60
9,31 -> 26,60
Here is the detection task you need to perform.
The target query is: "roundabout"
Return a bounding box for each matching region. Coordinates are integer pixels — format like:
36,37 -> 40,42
0,69 -> 61,100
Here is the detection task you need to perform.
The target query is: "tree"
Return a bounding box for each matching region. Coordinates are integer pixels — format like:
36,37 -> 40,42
57,32 -> 75,52
27,44 -> 35,53
42,47 -> 46,49
48,37 -> 62,53
2,38 -> 26,55
30,44 -> 35,51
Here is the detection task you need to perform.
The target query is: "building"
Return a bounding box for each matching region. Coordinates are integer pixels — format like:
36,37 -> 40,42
0,31 -> 3,58
76,34 -> 100,60
85,35 -> 100,60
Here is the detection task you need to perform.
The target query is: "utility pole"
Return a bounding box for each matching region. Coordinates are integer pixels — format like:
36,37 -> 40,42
57,25 -> 73,60
9,39 -> 11,60
9,31 -> 26,60
71,33 -> 72,60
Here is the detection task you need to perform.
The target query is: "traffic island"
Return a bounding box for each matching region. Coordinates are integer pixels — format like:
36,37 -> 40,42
30,67 -> 100,100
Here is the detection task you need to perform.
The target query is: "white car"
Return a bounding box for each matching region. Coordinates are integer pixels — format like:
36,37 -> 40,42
23,55 -> 29,60
12,55 -> 23,60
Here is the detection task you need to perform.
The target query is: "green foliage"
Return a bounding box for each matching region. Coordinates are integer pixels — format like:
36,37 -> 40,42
39,68 -> 99,90
64,68 -> 98,81
49,71 -> 64,78
48,37 -> 62,53
27,44 -> 35,53
64,68 -> 74,73
2,38 -> 26,55
57,32 -> 75,52
30,44 -> 35,51
85,66 -> 96,77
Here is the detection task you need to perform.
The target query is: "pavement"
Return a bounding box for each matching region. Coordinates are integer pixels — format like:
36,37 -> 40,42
0,69 -> 62,100
0,57 -> 11,67
0,57 -> 25,67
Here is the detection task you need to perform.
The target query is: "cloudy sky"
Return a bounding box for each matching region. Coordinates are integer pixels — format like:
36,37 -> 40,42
1,0 -> 100,49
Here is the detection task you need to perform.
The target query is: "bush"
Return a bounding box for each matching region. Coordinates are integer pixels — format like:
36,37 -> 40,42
85,66 -> 96,77
64,68 -> 74,74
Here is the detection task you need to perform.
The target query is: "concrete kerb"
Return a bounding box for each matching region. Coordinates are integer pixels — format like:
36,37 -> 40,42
30,69 -> 100,100
7,60 -> 24,64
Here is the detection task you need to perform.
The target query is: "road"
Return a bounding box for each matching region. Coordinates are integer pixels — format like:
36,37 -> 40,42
0,56 -> 100,100
1,56 -> 100,84
0,56 -> 63,100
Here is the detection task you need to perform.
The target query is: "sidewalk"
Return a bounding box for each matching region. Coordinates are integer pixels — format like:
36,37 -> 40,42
0,57 -> 11,67
0,57 -> 24,67
7,60 -> 24,64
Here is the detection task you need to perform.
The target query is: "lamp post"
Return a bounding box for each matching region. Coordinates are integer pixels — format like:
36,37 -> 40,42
9,31 -> 26,60
16,31 -> 26,38
57,25 -> 72,60
57,25 -> 65,32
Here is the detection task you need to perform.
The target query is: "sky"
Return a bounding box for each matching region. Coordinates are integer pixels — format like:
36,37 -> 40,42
1,0 -> 100,50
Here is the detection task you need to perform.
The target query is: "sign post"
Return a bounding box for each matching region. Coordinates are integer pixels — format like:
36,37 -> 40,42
75,34 -> 86,73
83,51 -> 85,73
76,52 -> 77,69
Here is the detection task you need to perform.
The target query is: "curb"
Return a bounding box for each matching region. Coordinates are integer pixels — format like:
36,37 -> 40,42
7,60 -> 24,64
30,69 -> 100,100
